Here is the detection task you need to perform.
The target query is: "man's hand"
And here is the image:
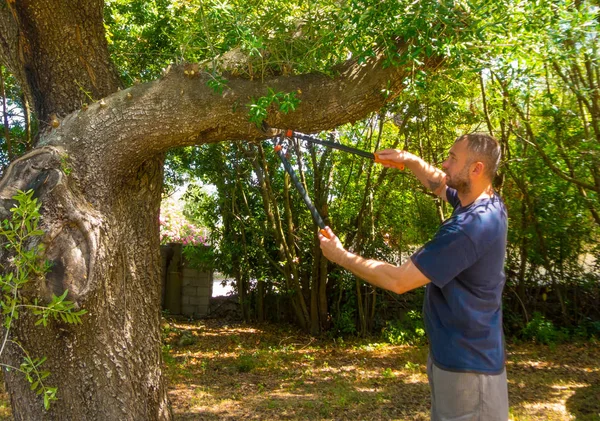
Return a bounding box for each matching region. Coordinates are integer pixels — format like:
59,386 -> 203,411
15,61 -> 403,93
318,226 -> 347,265
374,149 -> 417,169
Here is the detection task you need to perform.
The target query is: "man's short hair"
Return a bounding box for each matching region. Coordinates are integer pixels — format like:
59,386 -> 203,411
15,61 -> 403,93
456,133 -> 501,180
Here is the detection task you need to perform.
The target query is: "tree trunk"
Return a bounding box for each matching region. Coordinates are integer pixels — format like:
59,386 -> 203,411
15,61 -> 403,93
0,67 -> 12,160
0,149 -> 170,420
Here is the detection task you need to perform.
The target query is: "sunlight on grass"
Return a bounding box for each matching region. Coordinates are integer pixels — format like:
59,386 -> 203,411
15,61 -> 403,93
0,319 -> 596,420
164,320 -> 600,421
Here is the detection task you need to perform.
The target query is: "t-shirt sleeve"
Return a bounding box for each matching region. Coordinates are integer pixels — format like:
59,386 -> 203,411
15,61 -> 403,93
446,187 -> 460,209
410,222 -> 478,288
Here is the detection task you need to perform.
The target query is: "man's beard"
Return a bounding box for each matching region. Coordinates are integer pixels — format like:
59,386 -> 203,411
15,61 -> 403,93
446,165 -> 471,194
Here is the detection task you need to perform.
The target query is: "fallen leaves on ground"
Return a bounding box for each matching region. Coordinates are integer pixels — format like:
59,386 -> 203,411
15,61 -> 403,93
164,319 -> 600,420
0,319 -> 597,420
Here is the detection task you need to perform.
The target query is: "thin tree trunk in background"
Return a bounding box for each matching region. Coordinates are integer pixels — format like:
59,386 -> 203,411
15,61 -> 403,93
356,279 -> 366,336
310,250 -> 320,335
310,145 -> 332,332
318,252 -> 329,331
506,163 -> 569,324
251,145 -> 307,329
0,68 -> 12,160
22,98 -> 31,150
257,280 -> 265,322
480,71 -> 494,137
369,288 -> 377,333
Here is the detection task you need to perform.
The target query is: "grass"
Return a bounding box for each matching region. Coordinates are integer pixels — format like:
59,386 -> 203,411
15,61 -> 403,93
163,319 -> 600,420
164,320 -> 431,420
0,319 -> 598,420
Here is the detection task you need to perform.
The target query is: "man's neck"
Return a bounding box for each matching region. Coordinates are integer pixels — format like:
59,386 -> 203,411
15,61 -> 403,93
458,184 -> 494,207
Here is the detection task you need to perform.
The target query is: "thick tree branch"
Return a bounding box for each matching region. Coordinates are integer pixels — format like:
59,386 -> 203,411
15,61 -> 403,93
42,49 -> 440,183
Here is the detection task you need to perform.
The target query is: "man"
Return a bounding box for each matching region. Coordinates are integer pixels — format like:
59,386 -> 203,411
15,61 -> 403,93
318,133 -> 509,421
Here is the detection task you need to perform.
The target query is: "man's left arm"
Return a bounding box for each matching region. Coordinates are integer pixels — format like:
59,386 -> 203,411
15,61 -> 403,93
318,227 -> 430,294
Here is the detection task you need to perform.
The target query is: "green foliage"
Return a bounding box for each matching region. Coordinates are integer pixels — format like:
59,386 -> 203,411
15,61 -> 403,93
248,88 -> 300,127
182,244 -> 215,272
59,154 -> 72,176
31,290 -> 87,327
521,312 -> 569,345
573,318 -> 600,341
18,352 -> 57,410
0,190 -> 86,410
236,353 -> 257,373
381,310 -> 426,346
331,301 -> 357,336
0,65 -> 36,168
177,332 -> 198,347
100,0 -> 600,336
206,75 -> 228,95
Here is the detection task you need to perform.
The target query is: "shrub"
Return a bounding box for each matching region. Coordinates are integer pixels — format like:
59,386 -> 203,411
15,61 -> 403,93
521,312 -> 568,345
381,310 -> 426,346
236,354 -> 256,373
160,198 -> 207,246
573,318 -> 600,341
330,298 -> 357,336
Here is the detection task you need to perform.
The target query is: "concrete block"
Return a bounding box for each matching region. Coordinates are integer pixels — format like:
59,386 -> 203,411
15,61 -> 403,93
182,268 -> 198,278
182,286 -> 197,297
188,295 -> 206,306
185,279 -> 200,288
183,277 -> 198,287
197,286 -> 211,298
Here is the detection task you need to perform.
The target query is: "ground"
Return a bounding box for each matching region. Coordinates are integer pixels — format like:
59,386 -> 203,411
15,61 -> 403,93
162,319 -> 600,421
0,319 -> 598,420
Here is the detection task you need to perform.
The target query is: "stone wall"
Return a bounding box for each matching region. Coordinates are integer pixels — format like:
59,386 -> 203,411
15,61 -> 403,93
181,267 -> 213,317
160,243 -> 213,318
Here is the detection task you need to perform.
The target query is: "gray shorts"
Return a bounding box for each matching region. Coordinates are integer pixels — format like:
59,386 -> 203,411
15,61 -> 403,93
427,355 -> 508,421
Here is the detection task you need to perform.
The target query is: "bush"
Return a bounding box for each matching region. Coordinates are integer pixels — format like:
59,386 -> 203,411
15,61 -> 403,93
521,312 -> 569,345
381,310 -> 426,346
573,318 -> 600,341
331,298 -> 357,336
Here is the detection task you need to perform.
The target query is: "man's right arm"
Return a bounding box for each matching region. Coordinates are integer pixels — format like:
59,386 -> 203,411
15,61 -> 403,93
375,149 -> 448,200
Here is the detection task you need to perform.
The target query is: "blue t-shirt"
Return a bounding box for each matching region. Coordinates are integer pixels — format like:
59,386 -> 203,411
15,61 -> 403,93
411,187 -> 508,374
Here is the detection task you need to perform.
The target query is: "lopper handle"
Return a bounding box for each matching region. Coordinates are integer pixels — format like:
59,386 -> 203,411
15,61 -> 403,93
320,228 -> 331,239
273,142 -> 332,240
373,153 -> 405,171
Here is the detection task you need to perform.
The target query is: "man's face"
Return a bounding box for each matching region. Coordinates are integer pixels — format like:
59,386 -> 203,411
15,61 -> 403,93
442,140 -> 473,194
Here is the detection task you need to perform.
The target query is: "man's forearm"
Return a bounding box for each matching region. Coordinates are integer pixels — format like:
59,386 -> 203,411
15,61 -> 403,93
405,157 -> 447,196
336,250 -> 430,295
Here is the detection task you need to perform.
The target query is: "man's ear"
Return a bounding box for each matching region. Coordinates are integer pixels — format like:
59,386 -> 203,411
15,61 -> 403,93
471,161 -> 485,177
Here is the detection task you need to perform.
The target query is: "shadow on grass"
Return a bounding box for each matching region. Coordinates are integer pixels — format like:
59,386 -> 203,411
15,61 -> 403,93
505,343 -> 600,420
166,321 -> 600,421
165,320 -> 431,420
566,383 -> 600,421
171,373 -> 431,421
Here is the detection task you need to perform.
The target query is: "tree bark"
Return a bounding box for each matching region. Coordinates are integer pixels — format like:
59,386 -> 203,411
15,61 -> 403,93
0,148 -> 170,420
0,1 -> 439,419
0,67 -> 12,159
